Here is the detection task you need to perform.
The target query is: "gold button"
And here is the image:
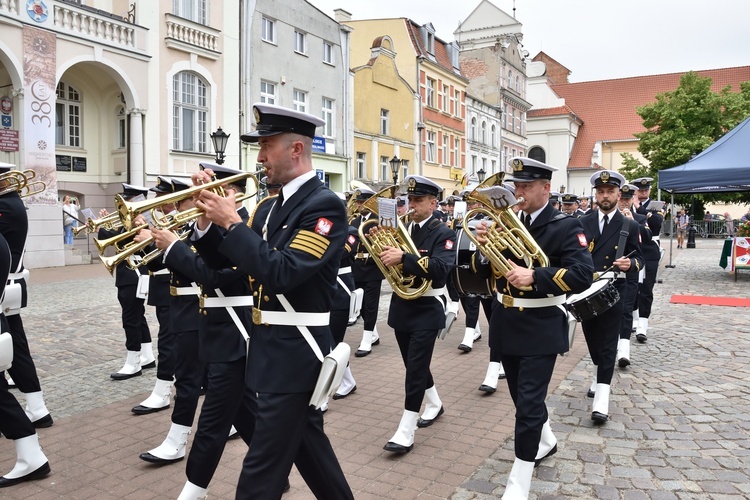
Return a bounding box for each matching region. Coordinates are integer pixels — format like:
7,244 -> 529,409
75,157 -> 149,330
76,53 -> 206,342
614,246 -> 618,250
519,307 -> 524,312
264,296 -> 270,302
519,291 -> 524,296
253,291 -> 258,297
203,310 -> 207,316
603,265 -> 607,269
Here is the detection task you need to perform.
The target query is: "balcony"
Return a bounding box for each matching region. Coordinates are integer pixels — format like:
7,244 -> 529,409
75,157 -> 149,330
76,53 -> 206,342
0,0 -> 149,56
165,13 -> 220,60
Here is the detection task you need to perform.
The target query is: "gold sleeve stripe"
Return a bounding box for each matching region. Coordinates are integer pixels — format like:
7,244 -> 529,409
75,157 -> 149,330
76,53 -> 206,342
417,257 -> 429,273
295,230 -> 330,249
552,269 -> 571,292
290,241 -> 326,259
345,244 -> 351,253
635,259 -> 641,271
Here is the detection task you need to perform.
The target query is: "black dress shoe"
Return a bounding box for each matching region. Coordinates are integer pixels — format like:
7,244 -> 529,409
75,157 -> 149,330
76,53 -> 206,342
618,357 -> 631,368
498,373 -> 507,380
586,389 -> 595,398
0,462 -> 50,487
141,361 -> 156,369
478,384 -> 496,393
383,441 -> 413,454
111,370 -> 142,381
457,344 -> 472,352
534,444 -> 557,468
591,411 -> 608,423
132,404 -> 170,415
417,406 -> 444,428
354,349 -> 371,358
32,414 -> 54,428
139,452 -> 184,465
636,333 -> 647,343
372,338 -> 380,346
332,385 -> 356,400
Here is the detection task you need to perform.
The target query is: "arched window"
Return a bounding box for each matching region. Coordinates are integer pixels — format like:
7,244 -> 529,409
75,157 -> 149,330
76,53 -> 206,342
172,72 -> 209,152
56,82 -> 82,147
508,69 -> 513,88
490,124 -> 497,147
481,121 -> 487,144
470,117 -> 476,141
528,146 -> 546,163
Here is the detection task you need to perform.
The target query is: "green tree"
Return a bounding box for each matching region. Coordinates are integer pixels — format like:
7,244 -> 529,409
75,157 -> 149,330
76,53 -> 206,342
632,72 -> 750,204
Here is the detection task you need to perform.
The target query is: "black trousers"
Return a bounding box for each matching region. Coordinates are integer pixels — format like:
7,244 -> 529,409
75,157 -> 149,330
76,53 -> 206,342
393,329 -> 438,412
185,358 -> 256,489
619,281 -> 639,340
501,353 -> 557,462
460,295 -> 494,329
117,284 -> 151,352
329,309 -> 349,345
154,305 -> 176,381
4,314 -> 41,393
581,280 -> 627,385
235,392 -> 353,500
638,259 -> 659,318
170,329 -> 203,427
354,280 -> 381,331
0,383 -> 35,440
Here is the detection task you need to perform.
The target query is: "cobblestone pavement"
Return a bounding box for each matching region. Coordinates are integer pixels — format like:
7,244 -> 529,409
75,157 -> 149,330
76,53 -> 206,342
1,238 -> 748,498
454,238 -> 750,500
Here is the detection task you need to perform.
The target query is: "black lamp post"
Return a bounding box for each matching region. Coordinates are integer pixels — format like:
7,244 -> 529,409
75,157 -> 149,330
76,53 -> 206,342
389,155 -> 402,185
477,168 -> 486,183
210,127 -> 230,165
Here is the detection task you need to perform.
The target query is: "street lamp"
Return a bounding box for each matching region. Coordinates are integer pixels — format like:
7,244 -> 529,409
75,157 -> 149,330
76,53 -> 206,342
210,127 -> 230,165
389,155 -> 402,185
476,168 -> 486,183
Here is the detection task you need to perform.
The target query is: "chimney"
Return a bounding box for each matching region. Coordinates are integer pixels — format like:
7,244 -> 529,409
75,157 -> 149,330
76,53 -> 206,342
334,9 -> 352,23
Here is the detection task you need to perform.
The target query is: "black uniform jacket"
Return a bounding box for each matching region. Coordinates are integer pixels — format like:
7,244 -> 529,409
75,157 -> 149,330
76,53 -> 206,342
351,213 -> 384,282
636,199 -> 664,237
166,209 -> 251,364
333,225 -> 358,312
475,203 -> 594,356
0,191 -> 28,307
387,217 -> 456,331
633,211 -> 661,263
198,177 -> 346,394
581,209 -> 644,282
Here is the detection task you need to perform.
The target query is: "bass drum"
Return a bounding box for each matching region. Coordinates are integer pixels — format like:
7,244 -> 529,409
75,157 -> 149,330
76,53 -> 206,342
452,224 -> 496,297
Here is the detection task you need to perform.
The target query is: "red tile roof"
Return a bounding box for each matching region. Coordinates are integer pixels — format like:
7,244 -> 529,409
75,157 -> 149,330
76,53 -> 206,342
527,105 -> 578,118
405,19 -> 466,81
545,66 -> 750,169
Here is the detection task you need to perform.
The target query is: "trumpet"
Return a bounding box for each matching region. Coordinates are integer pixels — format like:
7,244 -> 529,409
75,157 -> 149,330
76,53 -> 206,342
358,186 -> 431,300
73,212 -> 122,236
114,170 -> 262,230
462,175 -> 549,292
0,169 -> 46,198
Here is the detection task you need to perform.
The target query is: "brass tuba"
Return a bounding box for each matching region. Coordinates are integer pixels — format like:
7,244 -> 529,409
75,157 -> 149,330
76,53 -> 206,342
462,174 -> 549,291
358,186 -> 431,300
0,169 -> 46,198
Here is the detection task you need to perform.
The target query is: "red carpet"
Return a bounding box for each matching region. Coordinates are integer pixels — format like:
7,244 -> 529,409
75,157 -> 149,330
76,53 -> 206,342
670,295 -> 750,307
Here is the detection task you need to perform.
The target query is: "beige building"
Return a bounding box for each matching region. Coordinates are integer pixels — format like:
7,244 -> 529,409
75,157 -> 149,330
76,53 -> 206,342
0,0 -> 240,267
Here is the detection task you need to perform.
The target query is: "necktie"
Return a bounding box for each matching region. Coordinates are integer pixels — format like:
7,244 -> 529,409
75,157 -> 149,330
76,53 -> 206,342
269,191 -> 284,226
524,213 -> 532,228
411,222 -> 421,239
602,214 -> 609,233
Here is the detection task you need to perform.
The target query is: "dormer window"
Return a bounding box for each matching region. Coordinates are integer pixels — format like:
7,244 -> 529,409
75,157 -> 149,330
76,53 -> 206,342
426,32 -> 434,54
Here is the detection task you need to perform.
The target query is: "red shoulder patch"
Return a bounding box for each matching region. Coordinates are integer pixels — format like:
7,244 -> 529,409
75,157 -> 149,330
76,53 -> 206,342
577,233 -> 588,247
445,240 -> 454,250
315,218 -> 333,237
347,234 -> 356,245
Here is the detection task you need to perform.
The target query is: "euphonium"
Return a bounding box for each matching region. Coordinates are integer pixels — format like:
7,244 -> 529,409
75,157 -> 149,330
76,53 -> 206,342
114,170 -> 262,230
462,181 -> 549,292
0,169 -> 46,197
357,186 -> 431,300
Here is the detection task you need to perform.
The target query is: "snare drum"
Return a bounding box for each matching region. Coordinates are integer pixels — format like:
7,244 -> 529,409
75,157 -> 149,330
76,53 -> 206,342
452,226 -> 495,297
565,279 -> 620,322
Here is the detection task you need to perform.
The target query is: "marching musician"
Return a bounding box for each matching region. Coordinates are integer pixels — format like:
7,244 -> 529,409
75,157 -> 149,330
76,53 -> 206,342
193,103 -> 353,499
616,183 -> 651,368
560,193 -> 579,216
130,176 -> 178,415
473,157 -> 593,498
575,195 -> 592,216
351,186 -> 384,357
136,178 -> 204,466
548,191 -> 561,210
632,177 -> 664,343
377,175 -> 456,454
580,171 -> 643,423
0,230 -> 51,487
0,164 -> 53,428
100,184 -> 154,381
153,163 -> 262,498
